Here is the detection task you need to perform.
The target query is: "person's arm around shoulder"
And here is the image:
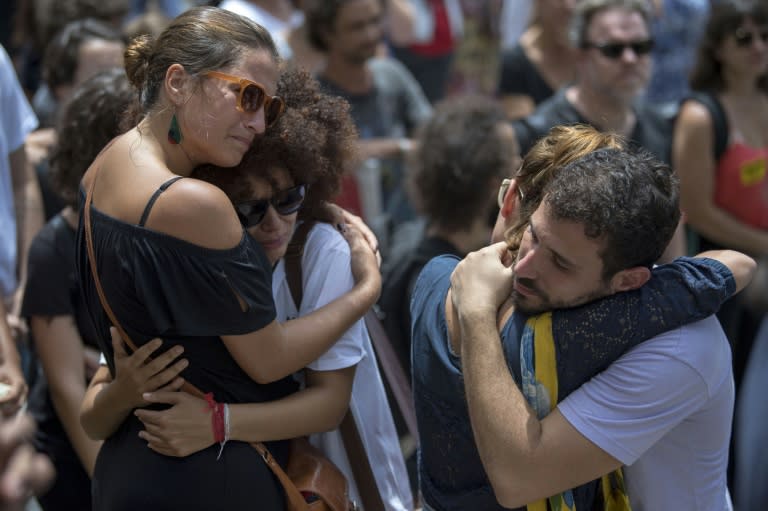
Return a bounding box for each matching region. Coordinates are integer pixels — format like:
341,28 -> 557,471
449,244 -> 754,506
449,243 -> 622,507
223,223 -> 379,383
143,181 -> 381,384
673,100 -> 768,256
696,249 -> 756,292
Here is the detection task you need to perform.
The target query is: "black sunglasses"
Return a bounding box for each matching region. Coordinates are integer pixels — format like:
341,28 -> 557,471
733,27 -> 768,48
582,39 -> 655,59
235,184 -> 307,228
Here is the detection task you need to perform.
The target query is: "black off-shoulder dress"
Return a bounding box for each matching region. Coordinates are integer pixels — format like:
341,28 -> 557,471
77,179 -> 296,511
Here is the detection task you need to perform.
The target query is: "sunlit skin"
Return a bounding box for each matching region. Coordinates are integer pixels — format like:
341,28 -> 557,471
178,49 -> 280,169
580,7 -> 652,104
244,168 -> 299,265
511,201 -> 612,315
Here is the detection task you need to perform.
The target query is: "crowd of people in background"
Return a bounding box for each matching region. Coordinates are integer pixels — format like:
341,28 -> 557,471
0,0 -> 765,510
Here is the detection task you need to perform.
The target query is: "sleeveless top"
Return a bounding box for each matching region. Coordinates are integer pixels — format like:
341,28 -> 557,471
714,143 -> 768,229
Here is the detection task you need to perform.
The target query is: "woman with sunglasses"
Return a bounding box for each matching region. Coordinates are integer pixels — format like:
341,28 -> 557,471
672,0 -> 767,435
75,7 -> 380,511
81,68 -> 411,510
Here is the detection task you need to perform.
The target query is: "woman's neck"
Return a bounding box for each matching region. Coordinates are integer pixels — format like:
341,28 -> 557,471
722,68 -> 764,97
140,114 -> 196,177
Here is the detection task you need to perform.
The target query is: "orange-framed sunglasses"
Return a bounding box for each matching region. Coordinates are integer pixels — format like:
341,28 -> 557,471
206,71 -> 285,127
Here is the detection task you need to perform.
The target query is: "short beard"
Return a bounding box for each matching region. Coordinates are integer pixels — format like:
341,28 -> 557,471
511,284 -> 612,316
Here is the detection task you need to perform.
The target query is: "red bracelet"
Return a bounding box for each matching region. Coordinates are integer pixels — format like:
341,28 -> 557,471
204,393 -> 226,444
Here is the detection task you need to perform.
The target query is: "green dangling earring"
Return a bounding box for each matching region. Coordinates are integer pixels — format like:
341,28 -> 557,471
167,113 -> 183,145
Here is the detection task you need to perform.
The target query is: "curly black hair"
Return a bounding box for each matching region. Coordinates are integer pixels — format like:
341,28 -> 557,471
49,68 -> 134,209
194,67 -> 359,221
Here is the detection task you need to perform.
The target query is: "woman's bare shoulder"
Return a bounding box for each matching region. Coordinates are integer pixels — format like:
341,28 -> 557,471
83,132 -> 244,250
677,99 -> 715,129
142,178 -> 245,250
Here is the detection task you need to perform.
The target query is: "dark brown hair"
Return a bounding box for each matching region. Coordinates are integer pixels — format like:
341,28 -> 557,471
123,6 -> 279,114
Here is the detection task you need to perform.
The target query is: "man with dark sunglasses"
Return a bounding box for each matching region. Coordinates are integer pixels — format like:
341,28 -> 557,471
512,0 -> 673,178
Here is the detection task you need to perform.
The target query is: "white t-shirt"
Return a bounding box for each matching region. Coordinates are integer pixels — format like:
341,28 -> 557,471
0,45 -> 38,298
273,222 -> 413,511
558,315 -> 733,511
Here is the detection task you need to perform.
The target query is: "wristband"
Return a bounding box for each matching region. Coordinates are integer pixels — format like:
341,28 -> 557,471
217,404 -> 230,460
204,393 -> 227,459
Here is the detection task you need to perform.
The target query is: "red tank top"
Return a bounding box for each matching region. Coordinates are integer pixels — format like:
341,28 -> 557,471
714,143 -> 768,229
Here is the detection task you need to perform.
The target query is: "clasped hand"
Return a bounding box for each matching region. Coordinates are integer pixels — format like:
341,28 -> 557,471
108,328 -> 218,457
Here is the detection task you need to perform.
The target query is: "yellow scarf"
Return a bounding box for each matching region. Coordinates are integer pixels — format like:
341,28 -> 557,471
521,313 -> 631,511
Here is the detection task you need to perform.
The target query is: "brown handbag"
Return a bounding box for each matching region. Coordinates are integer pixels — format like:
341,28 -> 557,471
83,173 -> 352,511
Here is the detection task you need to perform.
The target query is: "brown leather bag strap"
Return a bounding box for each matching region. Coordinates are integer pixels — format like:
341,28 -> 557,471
83,173 -> 205,399
83,171 -> 137,354
364,311 -> 419,441
251,442 -> 310,510
84,172 -> 305,508
284,220 -> 316,308
339,411 -> 385,511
